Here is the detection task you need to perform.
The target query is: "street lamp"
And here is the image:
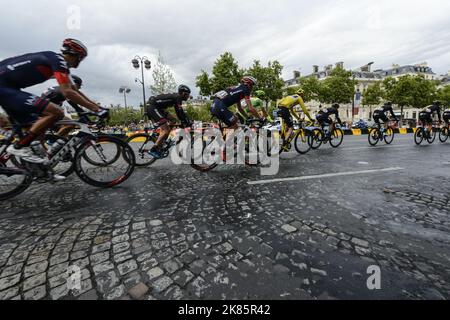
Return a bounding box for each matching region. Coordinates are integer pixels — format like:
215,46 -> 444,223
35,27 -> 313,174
119,86 -> 131,109
132,56 -> 151,111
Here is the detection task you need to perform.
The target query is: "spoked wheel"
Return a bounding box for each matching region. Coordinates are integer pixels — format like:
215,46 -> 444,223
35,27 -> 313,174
427,129 -> 436,144
81,134 -> 122,166
44,134 -> 75,177
127,133 -> 158,167
74,136 -> 135,188
439,127 -> 449,143
368,128 -> 381,146
0,164 -> 33,201
414,128 -> 424,145
330,128 -> 344,148
294,129 -> 311,154
309,129 -> 324,150
189,135 -> 219,172
384,127 -> 395,145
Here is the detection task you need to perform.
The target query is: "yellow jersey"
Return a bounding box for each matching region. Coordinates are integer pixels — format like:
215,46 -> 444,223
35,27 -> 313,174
278,95 -> 312,120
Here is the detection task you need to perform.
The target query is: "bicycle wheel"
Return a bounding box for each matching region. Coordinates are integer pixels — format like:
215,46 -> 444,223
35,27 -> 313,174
74,136 -> 135,188
439,127 -> 449,143
44,134 -> 75,177
414,128 -> 424,145
368,128 -> 380,146
330,128 -> 344,148
81,134 -> 121,166
190,135 -> 219,172
127,133 -> 158,167
384,127 -> 395,145
294,129 -> 311,154
427,129 -> 436,144
309,129 -> 324,150
0,164 -> 33,201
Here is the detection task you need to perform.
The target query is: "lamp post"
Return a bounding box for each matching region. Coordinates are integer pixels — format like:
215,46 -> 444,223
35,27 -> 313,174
119,86 -> 131,109
132,56 -> 151,111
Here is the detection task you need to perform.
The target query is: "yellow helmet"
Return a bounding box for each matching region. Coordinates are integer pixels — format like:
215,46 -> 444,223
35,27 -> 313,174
296,88 -> 305,96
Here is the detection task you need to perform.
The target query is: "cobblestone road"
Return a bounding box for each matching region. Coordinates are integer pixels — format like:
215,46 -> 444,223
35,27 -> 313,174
0,135 -> 449,300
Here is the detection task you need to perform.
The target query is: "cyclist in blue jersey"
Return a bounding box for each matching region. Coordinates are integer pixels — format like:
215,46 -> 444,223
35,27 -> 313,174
210,76 -> 260,129
0,39 -> 106,163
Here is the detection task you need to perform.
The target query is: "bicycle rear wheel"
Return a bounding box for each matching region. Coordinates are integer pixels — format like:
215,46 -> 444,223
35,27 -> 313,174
309,129 -> 323,150
439,127 -> 449,143
384,127 -> 395,145
414,128 -> 424,145
74,136 -> 135,188
330,128 -> 344,148
190,135 -> 219,172
294,129 -> 311,154
0,164 -> 33,201
368,128 -> 380,146
427,129 -> 436,144
127,133 -> 158,167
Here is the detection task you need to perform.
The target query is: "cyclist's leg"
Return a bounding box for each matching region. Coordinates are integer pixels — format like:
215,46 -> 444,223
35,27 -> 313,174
278,108 -> 293,141
211,100 -> 238,131
147,106 -> 170,151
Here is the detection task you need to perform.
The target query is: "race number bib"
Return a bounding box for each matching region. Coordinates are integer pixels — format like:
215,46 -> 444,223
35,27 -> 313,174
215,91 -> 229,100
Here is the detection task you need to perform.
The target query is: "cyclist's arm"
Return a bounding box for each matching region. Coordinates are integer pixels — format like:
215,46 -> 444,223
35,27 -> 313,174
246,99 -> 261,119
389,108 -> 398,121
236,101 -> 249,120
298,97 -> 314,121
56,74 -> 100,112
174,103 -> 190,126
290,105 -> 302,121
67,100 -> 85,114
334,110 -> 342,124
75,89 -> 98,107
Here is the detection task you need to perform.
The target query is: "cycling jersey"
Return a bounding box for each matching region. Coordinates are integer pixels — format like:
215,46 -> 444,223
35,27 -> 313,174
147,93 -> 189,125
214,84 -> 251,108
373,104 -> 398,120
278,95 -> 313,120
317,107 -> 342,124
421,105 -> 442,122
0,51 -> 71,125
237,97 -> 264,122
0,51 -> 70,88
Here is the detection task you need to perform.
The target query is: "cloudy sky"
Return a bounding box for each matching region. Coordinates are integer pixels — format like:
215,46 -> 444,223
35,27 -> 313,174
1,0 -> 449,108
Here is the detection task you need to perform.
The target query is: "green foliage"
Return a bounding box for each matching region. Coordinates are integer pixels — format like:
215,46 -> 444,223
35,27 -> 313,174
438,85 -> 450,106
247,60 -> 284,102
209,52 -> 243,94
384,75 -> 437,108
195,71 -> 212,97
107,106 -> 142,126
298,76 -> 322,102
320,67 -> 357,104
185,102 -> 212,122
150,51 -> 177,95
362,82 -> 384,106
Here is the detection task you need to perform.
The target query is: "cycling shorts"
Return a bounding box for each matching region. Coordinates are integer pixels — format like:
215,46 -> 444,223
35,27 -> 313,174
210,99 -> 237,127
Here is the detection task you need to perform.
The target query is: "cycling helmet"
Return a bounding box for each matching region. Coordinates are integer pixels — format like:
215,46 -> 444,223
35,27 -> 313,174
296,88 -> 305,96
386,101 -> 393,106
332,103 -> 340,109
178,85 -> 191,94
61,38 -> 88,60
241,76 -> 257,87
433,100 -> 441,106
71,75 -> 83,88
254,90 -> 266,99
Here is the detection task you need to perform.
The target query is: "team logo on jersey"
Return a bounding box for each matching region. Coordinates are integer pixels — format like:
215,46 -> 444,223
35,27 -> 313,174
6,60 -> 32,71
25,95 -> 40,107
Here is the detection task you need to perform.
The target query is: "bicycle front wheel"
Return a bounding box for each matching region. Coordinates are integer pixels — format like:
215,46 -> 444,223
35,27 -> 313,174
0,164 -> 33,201
74,136 -> 135,188
294,129 -> 311,154
127,133 -> 158,167
384,127 -> 395,145
330,129 -> 344,148
427,129 -> 436,144
439,127 -> 449,143
368,128 -> 380,146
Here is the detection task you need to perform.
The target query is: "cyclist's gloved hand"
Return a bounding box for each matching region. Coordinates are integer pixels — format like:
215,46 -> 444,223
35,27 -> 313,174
98,109 -> 110,119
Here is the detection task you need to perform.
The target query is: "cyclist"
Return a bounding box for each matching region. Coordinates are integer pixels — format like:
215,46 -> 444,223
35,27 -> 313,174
147,85 -> 192,159
373,101 -> 399,131
210,76 -> 260,130
316,103 -> 342,138
419,101 -> 442,136
237,90 -> 269,123
41,75 -> 95,137
277,89 -> 314,144
443,103 -> 450,126
0,38 -> 105,163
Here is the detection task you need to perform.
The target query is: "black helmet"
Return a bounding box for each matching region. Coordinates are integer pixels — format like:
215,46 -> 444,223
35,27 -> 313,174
178,85 -> 191,94
433,100 -> 441,106
71,75 -> 82,88
332,103 -> 340,109
386,101 -> 392,106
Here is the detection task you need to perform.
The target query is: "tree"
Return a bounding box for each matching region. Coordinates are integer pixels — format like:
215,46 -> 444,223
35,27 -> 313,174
438,85 -> 450,105
247,60 -> 285,102
320,67 -> 357,104
362,82 -> 384,119
150,51 -> 177,95
195,70 -> 212,97
195,52 -> 243,96
298,76 -> 322,102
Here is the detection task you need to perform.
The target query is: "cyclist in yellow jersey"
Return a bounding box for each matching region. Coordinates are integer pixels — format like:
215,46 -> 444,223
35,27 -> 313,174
277,89 -> 313,143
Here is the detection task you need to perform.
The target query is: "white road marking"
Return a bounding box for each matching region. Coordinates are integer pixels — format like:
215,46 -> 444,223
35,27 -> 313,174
247,167 -> 405,185
341,145 -> 410,151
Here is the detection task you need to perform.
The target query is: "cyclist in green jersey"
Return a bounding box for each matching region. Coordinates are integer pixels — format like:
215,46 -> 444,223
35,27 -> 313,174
237,90 -> 268,123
